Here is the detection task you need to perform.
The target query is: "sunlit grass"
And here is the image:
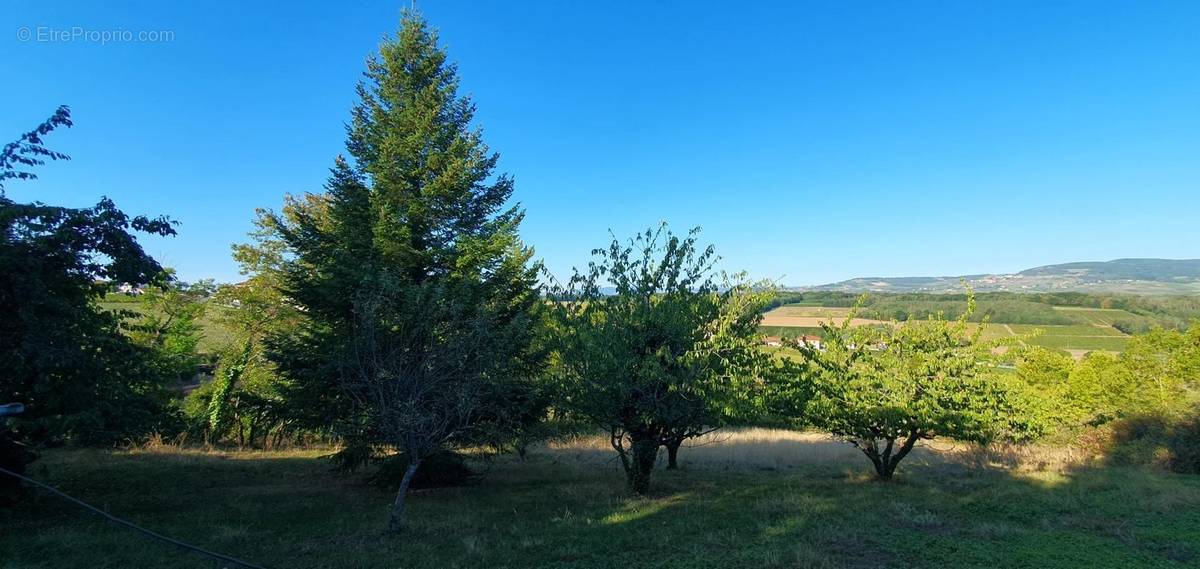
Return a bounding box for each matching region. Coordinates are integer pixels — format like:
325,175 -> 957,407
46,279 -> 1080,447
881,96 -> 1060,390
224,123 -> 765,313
5,429 -> 1198,568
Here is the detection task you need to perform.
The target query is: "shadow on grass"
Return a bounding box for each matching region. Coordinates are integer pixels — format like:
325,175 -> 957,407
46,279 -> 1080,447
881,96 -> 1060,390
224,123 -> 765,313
4,437 -> 1200,569
524,432 -> 1200,568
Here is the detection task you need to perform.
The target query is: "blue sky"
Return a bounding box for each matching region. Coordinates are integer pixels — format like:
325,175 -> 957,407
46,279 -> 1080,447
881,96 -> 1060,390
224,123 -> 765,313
6,1 -> 1198,285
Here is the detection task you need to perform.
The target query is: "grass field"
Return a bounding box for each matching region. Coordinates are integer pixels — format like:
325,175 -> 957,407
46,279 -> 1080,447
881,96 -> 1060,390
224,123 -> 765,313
760,306 -> 1132,355
1006,324 -> 1126,337
1051,307 -> 1142,327
4,431 -> 1199,568
1005,324 -> 1130,353
1025,335 -> 1130,352
98,300 -> 234,355
763,306 -> 857,318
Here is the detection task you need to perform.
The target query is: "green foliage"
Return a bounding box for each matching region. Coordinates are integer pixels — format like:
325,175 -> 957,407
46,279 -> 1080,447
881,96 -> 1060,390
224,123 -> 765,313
1118,326 -> 1200,411
1107,406 -> 1200,473
260,12 -> 545,529
1008,347 -> 1079,430
184,218 -> 309,448
786,294 -> 1034,479
0,107 -> 181,473
1005,324 -> 1200,453
769,290 -> 1200,331
552,224 -> 774,492
206,339 -> 253,439
0,105 -> 73,190
370,450 -> 476,490
757,325 -> 826,338
179,277 -> 299,449
128,277 -> 214,385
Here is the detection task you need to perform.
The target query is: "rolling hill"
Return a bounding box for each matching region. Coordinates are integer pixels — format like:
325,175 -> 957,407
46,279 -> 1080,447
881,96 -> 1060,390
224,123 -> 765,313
805,258 -> 1200,295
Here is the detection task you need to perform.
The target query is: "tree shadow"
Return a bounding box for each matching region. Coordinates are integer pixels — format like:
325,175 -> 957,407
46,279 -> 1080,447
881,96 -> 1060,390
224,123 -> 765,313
6,439 -> 1200,568
525,434 -> 1200,568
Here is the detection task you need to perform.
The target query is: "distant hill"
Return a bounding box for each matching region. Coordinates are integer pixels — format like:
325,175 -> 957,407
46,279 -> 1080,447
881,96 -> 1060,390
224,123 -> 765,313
805,258 -> 1200,295
1018,258 -> 1200,281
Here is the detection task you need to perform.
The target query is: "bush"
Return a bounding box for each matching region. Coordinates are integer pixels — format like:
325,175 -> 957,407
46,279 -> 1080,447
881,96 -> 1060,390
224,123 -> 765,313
370,451 -> 476,490
1167,413 -> 1200,474
1106,407 -> 1200,474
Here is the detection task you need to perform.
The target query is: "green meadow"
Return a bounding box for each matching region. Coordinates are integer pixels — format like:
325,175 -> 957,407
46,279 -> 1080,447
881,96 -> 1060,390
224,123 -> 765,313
5,431 -> 1199,569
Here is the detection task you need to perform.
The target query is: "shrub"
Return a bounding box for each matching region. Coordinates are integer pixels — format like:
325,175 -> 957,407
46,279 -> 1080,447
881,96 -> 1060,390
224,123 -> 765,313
371,451 -> 476,490
1106,407 -> 1200,474
1166,413 -> 1200,474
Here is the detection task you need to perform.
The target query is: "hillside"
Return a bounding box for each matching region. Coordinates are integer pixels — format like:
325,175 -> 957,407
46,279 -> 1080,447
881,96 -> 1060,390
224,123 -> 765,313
1019,258 -> 1200,280
807,258 -> 1200,295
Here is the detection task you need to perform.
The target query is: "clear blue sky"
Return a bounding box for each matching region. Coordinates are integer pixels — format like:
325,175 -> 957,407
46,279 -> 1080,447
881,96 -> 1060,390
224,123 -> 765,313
6,1 -> 1198,285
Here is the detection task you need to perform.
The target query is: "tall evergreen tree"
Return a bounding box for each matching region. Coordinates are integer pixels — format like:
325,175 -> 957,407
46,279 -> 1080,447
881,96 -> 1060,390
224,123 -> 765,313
265,13 -> 543,531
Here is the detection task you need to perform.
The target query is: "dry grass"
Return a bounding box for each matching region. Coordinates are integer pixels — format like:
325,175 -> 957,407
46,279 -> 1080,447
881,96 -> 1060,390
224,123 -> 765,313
129,428 -> 1087,477
767,306 -> 857,318
759,314 -> 886,327
541,427 -> 1087,475
126,432 -> 338,459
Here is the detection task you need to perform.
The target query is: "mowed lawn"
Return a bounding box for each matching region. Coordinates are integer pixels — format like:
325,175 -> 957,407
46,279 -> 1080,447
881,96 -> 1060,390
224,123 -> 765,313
4,431 -> 1200,569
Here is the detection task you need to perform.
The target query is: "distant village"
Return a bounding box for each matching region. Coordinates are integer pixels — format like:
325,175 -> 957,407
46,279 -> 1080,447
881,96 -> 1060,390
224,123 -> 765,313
762,335 -> 823,350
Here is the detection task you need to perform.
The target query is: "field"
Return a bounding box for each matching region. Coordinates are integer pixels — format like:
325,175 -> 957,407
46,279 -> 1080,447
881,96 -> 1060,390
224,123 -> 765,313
98,299 -> 234,355
759,305 -> 1132,356
5,431 -> 1200,568
1051,306 -> 1141,326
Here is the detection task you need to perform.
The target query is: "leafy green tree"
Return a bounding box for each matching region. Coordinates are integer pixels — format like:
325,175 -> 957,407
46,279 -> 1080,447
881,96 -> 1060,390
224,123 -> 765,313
1065,352 -> 1133,423
182,213 -> 305,448
263,13 -> 544,531
205,339 -> 253,440
789,295 -> 1030,480
553,225 -> 773,493
1008,346 -> 1085,429
128,276 -> 214,385
1,107 -> 178,496
1118,327 -> 1199,414
1006,325 -> 1199,438
0,106 -> 72,190
1066,327 -> 1198,422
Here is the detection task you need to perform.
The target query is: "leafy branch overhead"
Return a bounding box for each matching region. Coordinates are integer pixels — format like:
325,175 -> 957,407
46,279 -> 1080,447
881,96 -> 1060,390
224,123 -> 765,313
0,105 -> 73,193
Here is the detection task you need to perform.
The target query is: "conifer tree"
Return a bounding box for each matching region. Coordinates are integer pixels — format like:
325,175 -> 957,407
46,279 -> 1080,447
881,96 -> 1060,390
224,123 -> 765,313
266,13 -> 543,531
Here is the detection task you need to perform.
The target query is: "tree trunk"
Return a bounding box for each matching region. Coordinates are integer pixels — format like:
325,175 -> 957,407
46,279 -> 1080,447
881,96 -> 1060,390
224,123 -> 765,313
665,438 -> 682,470
884,432 -> 920,479
863,432 -> 920,481
387,458 -> 421,532
874,458 -> 893,480
627,435 -> 659,495
246,420 -> 259,450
